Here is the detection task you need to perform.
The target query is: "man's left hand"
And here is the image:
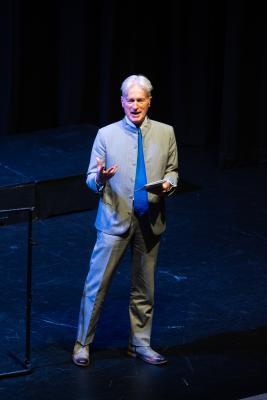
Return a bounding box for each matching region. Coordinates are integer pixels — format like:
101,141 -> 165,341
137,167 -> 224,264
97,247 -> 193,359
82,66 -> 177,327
146,181 -> 172,196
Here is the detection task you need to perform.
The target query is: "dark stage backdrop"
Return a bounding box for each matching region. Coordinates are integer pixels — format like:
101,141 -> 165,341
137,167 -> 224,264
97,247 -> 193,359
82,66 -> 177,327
0,1 -> 267,166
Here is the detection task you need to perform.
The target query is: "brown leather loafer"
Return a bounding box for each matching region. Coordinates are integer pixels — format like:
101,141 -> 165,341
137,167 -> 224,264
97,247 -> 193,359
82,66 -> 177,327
72,342 -> 90,367
127,345 -> 168,365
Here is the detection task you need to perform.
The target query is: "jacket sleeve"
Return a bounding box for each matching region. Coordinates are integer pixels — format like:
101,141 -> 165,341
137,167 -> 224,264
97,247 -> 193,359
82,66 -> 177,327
86,130 -> 106,194
163,127 -> 179,196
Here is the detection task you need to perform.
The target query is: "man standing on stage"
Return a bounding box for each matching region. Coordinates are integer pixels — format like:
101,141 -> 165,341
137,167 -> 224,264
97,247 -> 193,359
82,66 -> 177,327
72,74 -> 178,366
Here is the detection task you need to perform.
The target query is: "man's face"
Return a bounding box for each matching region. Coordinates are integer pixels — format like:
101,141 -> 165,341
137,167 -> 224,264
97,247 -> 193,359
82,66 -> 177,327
121,84 -> 151,126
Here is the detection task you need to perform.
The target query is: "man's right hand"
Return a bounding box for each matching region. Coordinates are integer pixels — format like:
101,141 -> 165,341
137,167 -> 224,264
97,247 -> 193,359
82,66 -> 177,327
96,157 -> 118,186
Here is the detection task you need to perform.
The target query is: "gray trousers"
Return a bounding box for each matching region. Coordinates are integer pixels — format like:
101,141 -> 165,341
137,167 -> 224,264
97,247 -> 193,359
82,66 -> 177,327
76,213 -> 160,347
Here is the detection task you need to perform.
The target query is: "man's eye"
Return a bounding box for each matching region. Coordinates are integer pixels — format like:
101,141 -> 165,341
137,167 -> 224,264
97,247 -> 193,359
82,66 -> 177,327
126,99 -> 146,104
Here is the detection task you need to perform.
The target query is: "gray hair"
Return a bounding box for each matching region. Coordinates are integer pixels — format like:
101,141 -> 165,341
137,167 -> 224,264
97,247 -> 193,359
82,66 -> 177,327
120,74 -> 153,97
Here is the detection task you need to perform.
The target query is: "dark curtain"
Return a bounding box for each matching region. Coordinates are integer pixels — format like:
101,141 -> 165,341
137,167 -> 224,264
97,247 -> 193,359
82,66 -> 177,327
0,0 -> 267,166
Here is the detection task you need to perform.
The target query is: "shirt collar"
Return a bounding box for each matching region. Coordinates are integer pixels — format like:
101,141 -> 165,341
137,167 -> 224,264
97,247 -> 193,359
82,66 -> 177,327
125,116 -> 148,130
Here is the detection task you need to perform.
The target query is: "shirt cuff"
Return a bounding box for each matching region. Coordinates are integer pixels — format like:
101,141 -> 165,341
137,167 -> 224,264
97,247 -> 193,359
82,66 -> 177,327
95,177 -> 105,193
165,177 -> 177,190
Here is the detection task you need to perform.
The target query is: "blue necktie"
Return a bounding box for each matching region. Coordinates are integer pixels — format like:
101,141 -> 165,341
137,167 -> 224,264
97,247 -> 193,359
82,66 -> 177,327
134,128 -> 149,215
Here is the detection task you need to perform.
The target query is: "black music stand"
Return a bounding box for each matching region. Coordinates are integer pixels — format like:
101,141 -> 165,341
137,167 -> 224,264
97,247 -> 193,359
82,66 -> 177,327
0,207 -> 34,378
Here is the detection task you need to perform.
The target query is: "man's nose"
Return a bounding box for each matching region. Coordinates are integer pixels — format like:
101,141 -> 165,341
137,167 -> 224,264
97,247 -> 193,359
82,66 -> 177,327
131,100 -> 139,108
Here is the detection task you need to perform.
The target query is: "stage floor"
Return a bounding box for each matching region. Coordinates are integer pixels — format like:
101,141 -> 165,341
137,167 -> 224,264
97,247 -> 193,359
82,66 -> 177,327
1,145 -> 267,399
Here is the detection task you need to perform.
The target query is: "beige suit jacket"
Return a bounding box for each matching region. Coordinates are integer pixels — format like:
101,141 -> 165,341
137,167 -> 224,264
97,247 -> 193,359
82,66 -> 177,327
86,117 -> 178,236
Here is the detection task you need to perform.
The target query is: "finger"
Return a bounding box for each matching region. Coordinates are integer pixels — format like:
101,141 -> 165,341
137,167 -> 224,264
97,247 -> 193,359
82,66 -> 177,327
106,171 -> 116,179
104,168 -> 118,180
106,165 -> 118,175
111,165 -> 119,174
160,180 -> 170,191
96,157 -> 105,171
107,164 -> 118,171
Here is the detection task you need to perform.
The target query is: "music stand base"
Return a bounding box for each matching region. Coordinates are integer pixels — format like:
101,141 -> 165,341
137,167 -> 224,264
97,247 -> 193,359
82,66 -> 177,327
0,353 -> 32,379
